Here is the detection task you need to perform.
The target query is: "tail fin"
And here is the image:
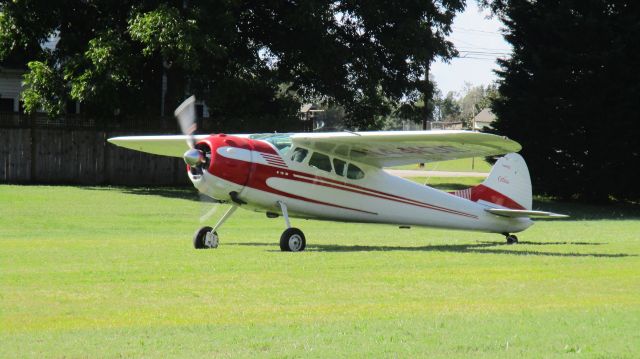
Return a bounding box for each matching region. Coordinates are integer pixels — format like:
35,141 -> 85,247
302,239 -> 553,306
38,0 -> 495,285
453,153 -> 532,210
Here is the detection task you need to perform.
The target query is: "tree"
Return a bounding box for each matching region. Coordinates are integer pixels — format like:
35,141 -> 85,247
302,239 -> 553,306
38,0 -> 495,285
435,91 -> 462,122
429,84 -> 497,125
0,0 -> 465,131
482,0 -> 640,202
457,83 -> 498,126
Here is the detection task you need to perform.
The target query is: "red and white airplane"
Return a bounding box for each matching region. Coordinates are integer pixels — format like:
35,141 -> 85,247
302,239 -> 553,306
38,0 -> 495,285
109,97 -> 566,251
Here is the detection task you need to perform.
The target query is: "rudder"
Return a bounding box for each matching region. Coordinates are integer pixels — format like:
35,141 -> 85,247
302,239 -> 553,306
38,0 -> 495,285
453,153 -> 532,210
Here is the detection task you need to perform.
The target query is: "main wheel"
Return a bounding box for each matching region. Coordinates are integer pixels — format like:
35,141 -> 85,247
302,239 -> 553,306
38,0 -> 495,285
280,228 -> 306,252
506,234 -> 518,245
193,226 -> 219,249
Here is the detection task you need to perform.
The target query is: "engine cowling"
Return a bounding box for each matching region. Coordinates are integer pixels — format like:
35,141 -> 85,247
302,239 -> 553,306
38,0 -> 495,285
187,134 -> 253,201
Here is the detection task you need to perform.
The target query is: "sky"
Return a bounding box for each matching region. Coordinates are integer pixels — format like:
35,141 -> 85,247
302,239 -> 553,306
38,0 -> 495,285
430,2 -> 511,96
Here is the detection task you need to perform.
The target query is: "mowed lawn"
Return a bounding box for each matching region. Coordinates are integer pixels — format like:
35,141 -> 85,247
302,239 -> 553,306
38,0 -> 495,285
1,184 -> 639,358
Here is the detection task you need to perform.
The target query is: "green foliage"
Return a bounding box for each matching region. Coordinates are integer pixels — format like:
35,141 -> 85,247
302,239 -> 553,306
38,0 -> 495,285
484,0 -> 640,202
457,83 -> 498,126
1,0 -> 465,130
435,91 -> 462,122
0,12 -> 15,59
21,61 -> 66,117
68,31 -> 136,112
128,5 -> 201,69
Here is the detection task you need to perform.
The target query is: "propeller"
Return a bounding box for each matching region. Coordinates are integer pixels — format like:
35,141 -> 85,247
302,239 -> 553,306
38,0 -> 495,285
174,95 -> 204,167
175,95 -> 229,224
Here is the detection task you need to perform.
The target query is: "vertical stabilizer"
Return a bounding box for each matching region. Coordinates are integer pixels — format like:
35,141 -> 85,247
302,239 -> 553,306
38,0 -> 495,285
452,153 -> 532,210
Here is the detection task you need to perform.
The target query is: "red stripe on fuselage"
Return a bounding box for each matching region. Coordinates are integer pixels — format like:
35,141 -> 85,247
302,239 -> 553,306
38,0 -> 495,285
245,162 -> 377,215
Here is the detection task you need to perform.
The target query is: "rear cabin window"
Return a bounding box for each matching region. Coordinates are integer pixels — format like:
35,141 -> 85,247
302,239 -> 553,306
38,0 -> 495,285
291,148 -> 309,162
308,152 -> 333,172
333,158 -> 346,177
347,164 -> 365,180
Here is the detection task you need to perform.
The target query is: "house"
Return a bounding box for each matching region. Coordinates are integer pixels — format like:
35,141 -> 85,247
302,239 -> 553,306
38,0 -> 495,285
299,103 -> 326,131
472,108 -> 496,130
0,67 -> 24,113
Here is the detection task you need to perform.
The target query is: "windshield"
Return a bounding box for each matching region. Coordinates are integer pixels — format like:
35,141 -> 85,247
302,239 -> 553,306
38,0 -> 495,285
250,133 -> 293,154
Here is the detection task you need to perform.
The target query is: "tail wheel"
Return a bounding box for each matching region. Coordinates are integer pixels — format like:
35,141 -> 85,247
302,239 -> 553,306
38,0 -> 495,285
506,234 -> 518,245
280,228 -> 306,252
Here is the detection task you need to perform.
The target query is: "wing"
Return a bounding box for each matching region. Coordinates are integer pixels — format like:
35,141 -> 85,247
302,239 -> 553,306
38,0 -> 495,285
486,208 -> 569,219
107,135 -> 210,157
291,130 -> 521,168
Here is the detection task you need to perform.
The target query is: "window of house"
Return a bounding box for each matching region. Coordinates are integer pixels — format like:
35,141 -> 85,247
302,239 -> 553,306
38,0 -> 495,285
291,147 -> 309,162
308,152 -> 333,172
333,158 -> 346,177
347,163 -> 365,180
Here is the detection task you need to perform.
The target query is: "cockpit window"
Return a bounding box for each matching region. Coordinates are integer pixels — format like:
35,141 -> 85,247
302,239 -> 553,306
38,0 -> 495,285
347,164 -> 365,180
291,148 -> 309,162
308,152 -> 333,172
250,133 -> 293,154
333,158 -> 346,177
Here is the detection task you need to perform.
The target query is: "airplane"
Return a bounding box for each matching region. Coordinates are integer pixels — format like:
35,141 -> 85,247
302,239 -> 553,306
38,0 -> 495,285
108,96 -> 567,251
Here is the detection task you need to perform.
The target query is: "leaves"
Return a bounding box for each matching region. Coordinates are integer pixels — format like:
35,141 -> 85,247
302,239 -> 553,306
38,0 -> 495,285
22,61 -> 66,117
4,0 -> 465,129
128,5 -> 200,69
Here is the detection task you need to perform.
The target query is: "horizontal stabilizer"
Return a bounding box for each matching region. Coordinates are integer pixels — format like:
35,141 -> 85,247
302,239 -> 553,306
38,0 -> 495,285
486,208 -> 569,219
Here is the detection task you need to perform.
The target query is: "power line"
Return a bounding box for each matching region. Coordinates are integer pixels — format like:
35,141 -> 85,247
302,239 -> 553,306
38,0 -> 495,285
452,26 -> 503,35
458,49 -> 510,55
456,45 -> 511,52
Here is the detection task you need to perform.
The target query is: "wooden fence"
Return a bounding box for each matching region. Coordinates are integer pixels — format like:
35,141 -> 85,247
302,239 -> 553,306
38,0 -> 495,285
1,128 -> 190,185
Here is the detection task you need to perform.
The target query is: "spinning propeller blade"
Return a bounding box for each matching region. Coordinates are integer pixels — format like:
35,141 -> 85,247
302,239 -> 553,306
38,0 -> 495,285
175,95 -> 204,167
174,95 -> 197,148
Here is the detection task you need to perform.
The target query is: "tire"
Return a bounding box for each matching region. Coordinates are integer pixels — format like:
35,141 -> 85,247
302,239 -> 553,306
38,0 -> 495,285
279,228 -> 306,252
506,234 -> 518,245
194,226 -> 213,249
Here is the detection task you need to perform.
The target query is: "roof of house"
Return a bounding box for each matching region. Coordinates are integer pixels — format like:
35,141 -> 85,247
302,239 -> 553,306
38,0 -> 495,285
473,108 -> 496,124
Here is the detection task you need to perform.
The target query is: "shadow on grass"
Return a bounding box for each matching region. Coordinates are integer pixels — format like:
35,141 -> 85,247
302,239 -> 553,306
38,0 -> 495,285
84,186 -> 199,201
478,240 -> 606,246
226,241 -> 634,258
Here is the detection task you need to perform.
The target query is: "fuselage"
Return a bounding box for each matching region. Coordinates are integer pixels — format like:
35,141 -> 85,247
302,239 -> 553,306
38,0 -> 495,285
189,134 -> 532,234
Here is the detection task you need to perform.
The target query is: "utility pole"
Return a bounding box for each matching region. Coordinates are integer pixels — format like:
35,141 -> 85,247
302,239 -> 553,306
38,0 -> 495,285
471,105 -> 477,170
420,68 -> 431,168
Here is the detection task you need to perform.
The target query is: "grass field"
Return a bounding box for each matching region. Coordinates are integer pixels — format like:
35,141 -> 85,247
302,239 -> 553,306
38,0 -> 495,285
1,184 -> 640,358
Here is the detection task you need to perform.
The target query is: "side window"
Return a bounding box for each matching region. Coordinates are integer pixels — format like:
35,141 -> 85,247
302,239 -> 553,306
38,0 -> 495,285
347,164 -> 365,180
308,152 -> 333,172
291,148 -> 308,163
333,158 -> 346,177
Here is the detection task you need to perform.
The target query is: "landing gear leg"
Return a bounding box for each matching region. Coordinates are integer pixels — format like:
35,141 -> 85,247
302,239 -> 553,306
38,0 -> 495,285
193,205 -> 238,249
504,233 -> 518,245
277,201 -> 306,252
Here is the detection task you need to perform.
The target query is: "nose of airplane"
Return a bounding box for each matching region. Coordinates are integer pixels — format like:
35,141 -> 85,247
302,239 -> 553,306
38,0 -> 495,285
183,148 -> 205,167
